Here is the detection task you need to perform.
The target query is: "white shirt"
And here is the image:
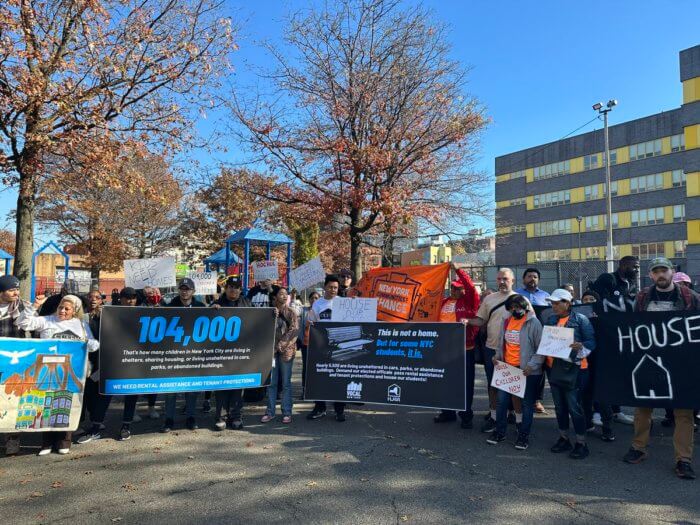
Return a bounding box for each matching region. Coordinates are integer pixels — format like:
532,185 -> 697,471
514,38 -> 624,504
18,308 -> 99,352
309,296 -> 334,323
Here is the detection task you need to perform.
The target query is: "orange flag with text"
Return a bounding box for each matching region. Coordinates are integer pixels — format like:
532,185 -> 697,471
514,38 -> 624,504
353,263 -> 449,322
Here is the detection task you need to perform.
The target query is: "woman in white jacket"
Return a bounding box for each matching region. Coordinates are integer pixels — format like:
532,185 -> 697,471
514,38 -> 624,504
18,294 -> 99,456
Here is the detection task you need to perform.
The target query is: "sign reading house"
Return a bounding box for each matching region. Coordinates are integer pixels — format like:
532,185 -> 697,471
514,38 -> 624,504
593,311 -> 700,408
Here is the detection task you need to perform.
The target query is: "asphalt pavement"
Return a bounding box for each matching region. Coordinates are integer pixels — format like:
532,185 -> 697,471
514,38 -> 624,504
2,366 -> 699,525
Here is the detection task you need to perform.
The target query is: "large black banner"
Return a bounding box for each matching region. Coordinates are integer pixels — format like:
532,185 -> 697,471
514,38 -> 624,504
593,311 -> 700,408
99,306 -> 275,395
305,322 -> 466,410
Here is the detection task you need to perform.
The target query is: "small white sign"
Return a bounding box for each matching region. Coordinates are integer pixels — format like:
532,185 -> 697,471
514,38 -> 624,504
251,260 -> 279,282
331,297 -> 378,323
491,360 -> 527,398
289,257 -> 325,291
186,271 -> 217,295
124,257 -> 176,290
537,325 -> 575,361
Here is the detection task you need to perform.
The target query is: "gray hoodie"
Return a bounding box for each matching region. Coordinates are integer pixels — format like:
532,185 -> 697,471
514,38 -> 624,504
495,311 -> 544,374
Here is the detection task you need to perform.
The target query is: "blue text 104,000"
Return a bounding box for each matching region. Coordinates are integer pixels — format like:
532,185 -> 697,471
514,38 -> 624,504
137,316 -> 241,346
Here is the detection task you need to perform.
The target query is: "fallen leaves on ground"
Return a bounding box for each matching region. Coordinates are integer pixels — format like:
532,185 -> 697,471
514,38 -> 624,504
28,491 -> 44,500
306,481 -> 318,487
122,483 -> 136,492
50,480 -> 63,489
566,499 -> 577,508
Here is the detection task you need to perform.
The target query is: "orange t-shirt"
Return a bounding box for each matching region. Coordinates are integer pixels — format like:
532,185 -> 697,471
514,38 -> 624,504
439,299 -> 457,322
546,316 -> 588,369
504,316 -> 526,367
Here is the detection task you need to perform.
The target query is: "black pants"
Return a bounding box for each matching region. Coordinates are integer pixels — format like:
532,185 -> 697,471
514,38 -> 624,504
582,353 -> 613,432
314,401 -> 345,414
215,390 -> 243,420
439,350 -> 475,420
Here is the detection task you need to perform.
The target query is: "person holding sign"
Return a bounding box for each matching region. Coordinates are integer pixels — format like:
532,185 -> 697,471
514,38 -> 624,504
543,289 -> 596,460
433,263 -> 480,429
486,295 -> 543,450
623,257 -> 699,480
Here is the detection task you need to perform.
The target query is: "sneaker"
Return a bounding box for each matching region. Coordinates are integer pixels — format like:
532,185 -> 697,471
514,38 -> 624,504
306,409 -> 326,420
119,425 -> 131,441
592,412 -> 603,426
5,436 -> 20,455
56,448 -> 70,455
601,428 -> 616,442
229,418 -> 244,430
569,443 -> 589,459
148,407 -> 160,420
534,401 -> 547,414
675,461 -> 696,480
77,430 -> 102,444
335,412 -> 346,422
586,425 -> 596,433
661,416 -> 675,428
550,437 -> 573,453
622,448 -> 648,464
202,400 -> 212,413
614,412 -> 634,425
460,416 -> 473,430
161,418 -> 174,433
38,448 -> 52,456
486,432 -> 506,445
131,414 -> 142,423
433,412 -> 457,423
514,434 -> 529,450
481,417 -> 497,433
507,412 -> 516,425
186,417 -> 198,430
214,419 -> 227,431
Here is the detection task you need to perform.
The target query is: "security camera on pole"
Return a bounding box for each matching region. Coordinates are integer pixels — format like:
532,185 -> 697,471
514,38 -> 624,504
592,99 -> 617,273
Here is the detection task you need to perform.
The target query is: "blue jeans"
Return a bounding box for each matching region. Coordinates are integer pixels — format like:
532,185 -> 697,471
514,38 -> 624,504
495,374 -> 541,437
550,369 -> 588,438
164,392 -> 198,420
267,356 -> 294,416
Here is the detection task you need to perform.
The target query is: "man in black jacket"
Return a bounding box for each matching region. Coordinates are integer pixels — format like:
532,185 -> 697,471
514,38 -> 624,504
210,277 -> 251,429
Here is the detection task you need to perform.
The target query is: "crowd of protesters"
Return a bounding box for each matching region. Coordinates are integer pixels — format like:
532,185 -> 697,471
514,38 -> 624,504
0,256 -> 698,480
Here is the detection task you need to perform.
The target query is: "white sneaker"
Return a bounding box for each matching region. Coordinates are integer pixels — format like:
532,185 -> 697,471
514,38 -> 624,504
614,412 -> 634,425
38,448 -> 52,456
5,436 -> 20,455
592,413 -> 603,427
148,407 -> 160,419
131,414 -> 142,423
57,448 -> 70,455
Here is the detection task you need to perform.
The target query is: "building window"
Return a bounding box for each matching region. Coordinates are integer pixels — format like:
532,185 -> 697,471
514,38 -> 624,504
584,154 -> 599,171
674,240 -> 687,258
533,219 -> 572,237
511,170 -> 526,179
631,207 -> 664,227
584,184 -> 600,201
509,197 -> 526,206
672,169 -> 686,187
533,189 -> 570,209
604,150 -> 618,166
533,160 -> 570,181
512,224 -> 526,233
609,181 -> 618,197
673,205 -> 685,222
670,134 -> 685,152
584,247 -> 602,260
632,242 -> 665,259
584,216 -> 600,230
630,173 -> 663,194
629,139 -> 662,161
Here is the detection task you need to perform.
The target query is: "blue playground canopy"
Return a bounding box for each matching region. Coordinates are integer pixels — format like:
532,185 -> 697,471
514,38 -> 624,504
0,248 -> 12,275
204,246 -> 242,268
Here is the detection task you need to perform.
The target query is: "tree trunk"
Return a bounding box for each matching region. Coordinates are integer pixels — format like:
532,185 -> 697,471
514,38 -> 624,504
14,175 -> 36,300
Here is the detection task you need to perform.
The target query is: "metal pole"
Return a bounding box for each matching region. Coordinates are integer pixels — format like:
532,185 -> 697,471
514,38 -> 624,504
603,110 -> 614,273
576,217 -> 583,296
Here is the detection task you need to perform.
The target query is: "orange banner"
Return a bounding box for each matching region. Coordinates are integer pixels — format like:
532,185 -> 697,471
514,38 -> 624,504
354,263 -> 449,322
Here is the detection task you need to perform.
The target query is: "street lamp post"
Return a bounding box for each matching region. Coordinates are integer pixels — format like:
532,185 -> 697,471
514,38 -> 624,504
576,216 -> 583,295
593,100 -> 617,273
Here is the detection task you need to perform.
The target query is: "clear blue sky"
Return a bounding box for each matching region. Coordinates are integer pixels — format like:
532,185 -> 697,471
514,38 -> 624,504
3,0 -> 699,241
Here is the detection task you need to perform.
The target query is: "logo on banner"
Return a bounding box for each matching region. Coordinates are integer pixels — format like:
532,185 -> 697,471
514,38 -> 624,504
346,381 -> 363,400
387,384 -> 401,402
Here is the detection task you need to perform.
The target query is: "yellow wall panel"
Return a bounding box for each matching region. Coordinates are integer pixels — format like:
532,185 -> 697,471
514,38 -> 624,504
663,206 -> 674,224
617,211 -> 631,228
526,224 -> 534,238
527,252 -> 535,264
685,125 -> 700,150
496,200 -> 509,209
687,172 -> 700,197
662,171 -> 673,189
525,168 -> 534,180
688,220 -> 700,245
618,244 -> 632,257
617,179 -> 630,196
664,241 -> 675,258
570,187 -> 584,203
661,137 -> 671,155
526,195 -> 534,210
616,147 -> 629,164
496,174 -> 510,183
683,77 -> 700,104
569,157 -> 583,173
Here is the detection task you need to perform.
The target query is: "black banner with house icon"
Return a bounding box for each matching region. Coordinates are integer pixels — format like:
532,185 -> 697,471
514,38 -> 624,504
593,311 -> 700,408
305,322 -> 466,410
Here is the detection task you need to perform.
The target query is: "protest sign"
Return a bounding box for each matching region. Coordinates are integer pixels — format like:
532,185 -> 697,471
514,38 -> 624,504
331,298 -> 378,322
305,321 -> 465,410
55,269 -> 92,293
537,325 -> 574,360
186,271 -> 217,295
251,260 -> 279,282
124,257 -> 176,289
354,263 -> 450,322
289,257 -> 325,291
593,311 -> 700,408
490,360 -> 527,399
0,338 -> 87,432
99,306 -> 275,395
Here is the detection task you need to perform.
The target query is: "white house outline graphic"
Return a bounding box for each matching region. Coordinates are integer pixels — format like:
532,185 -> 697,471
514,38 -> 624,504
632,355 -> 673,400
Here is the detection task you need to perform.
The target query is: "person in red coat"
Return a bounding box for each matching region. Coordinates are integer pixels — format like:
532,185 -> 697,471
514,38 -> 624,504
433,263 -> 480,428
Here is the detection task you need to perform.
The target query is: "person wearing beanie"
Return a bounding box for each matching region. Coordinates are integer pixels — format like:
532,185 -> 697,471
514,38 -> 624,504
17,294 -> 99,456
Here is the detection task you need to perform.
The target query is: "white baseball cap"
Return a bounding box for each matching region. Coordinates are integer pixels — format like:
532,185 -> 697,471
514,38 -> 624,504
547,288 -> 573,303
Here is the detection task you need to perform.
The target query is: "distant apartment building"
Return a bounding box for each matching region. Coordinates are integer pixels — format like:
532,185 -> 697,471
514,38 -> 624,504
495,45 -> 700,279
